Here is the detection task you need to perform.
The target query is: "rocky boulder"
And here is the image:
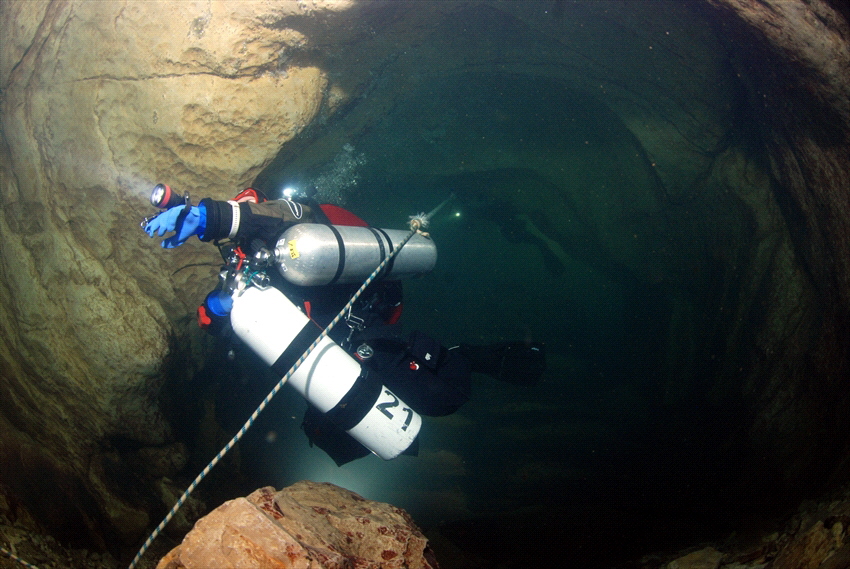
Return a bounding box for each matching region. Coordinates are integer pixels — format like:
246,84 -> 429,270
156,481 -> 437,569
654,483 -> 850,569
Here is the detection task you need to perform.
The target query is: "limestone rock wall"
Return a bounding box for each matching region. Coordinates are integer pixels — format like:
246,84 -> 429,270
709,1 -> 850,309
705,0 -> 850,495
0,0 -> 333,547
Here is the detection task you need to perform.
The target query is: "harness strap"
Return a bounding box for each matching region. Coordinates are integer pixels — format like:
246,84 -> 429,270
172,196 -> 193,238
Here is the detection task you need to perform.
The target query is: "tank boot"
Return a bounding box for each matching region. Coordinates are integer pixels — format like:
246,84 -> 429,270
456,341 -> 546,385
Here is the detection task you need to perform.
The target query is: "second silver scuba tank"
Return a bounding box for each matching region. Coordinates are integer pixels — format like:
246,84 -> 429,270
274,224 -> 437,286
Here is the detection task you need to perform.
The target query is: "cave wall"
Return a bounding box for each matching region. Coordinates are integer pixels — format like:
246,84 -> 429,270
0,0 -> 334,547
704,0 -> 850,496
1,0 -> 850,558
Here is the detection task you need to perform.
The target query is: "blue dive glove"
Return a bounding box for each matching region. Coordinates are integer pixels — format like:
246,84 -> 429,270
144,205 -> 206,248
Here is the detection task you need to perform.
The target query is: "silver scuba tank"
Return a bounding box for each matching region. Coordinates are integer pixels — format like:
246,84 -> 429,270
274,224 -> 437,286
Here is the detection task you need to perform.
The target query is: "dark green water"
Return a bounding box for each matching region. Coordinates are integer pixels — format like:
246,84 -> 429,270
208,66 -> 757,568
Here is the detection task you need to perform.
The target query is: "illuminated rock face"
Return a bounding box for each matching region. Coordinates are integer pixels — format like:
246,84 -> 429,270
1,0 -> 850,564
0,0 -> 329,547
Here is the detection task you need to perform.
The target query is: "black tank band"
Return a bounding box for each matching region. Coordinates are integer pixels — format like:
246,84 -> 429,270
271,321 -> 323,378
324,371 -> 382,431
270,317 -> 377,431
369,227 -> 397,278
327,224 -> 346,285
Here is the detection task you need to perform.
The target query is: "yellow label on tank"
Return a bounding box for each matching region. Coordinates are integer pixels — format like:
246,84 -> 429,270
288,239 -> 299,259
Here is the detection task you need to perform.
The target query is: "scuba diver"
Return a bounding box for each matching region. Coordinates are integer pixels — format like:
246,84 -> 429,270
143,184 -> 546,465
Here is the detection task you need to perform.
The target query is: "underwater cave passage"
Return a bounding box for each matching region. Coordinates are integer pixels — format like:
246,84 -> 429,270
246,67 -> 769,566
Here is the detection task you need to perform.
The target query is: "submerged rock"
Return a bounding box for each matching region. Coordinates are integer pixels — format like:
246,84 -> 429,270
156,480 -> 438,569
651,483 -> 850,569
665,547 -> 724,569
